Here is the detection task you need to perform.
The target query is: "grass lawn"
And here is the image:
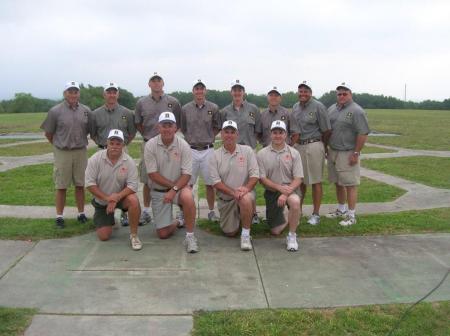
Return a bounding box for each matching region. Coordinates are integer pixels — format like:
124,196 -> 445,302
366,109 -> 450,150
197,207 -> 450,238
193,301 -> 450,336
0,139 -> 33,144
0,141 -> 52,156
0,217 -> 95,240
362,145 -> 397,154
363,156 -> 450,189
0,307 -> 37,336
0,112 -> 47,133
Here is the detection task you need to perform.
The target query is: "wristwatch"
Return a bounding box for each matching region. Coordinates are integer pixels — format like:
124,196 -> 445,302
172,185 -> 179,192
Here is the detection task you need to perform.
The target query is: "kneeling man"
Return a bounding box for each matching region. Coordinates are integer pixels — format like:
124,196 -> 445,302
209,120 -> 259,251
144,112 -> 199,253
85,129 -> 142,250
257,120 -> 303,251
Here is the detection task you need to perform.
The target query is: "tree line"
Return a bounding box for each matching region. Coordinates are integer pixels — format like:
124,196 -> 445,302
1,84 -> 450,113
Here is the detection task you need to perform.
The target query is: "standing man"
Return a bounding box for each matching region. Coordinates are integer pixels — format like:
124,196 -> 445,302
85,129 -> 142,250
257,120 -> 303,251
135,73 -> 182,226
326,83 -> 370,226
260,86 -> 298,147
291,81 -> 331,225
144,112 -> 198,253
41,81 -> 91,228
181,79 -> 221,221
220,80 -> 262,224
209,120 -> 259,251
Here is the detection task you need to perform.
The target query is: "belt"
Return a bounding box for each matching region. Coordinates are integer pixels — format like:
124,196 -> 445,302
298,138 -> 321,145
153,188 -> 171,193
98,144 -> 106,149
143,138 -> 149,142
190,144 -> 213,151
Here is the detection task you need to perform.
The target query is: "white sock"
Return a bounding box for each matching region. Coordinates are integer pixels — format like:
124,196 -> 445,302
241,228 -> 250,237
78,212 -> 85,216
186,232 -> 194,237
347,209 -> 356,217
338,204 -> 347,212
143,207 -> 150,213
288,231 -> 296,237
56,215 -> 63,219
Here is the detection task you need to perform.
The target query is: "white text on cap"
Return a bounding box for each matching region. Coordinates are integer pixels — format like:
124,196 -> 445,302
107,129 -> 124,141
158,111 -> 176,123
270,120 -> 287,131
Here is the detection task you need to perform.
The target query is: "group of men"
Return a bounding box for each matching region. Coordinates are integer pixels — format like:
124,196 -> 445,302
41,74 -> 370,254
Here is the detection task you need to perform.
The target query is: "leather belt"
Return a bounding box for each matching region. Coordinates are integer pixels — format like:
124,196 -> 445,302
190,144 -> 213,151
298,138 -> 321,145
153,188 -> 171,193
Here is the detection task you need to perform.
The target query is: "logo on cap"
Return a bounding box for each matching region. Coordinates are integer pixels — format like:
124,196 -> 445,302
165,113 -> 170,118
71,81 -> 75,85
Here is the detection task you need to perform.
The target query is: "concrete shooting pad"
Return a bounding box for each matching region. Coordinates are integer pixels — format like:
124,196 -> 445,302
0,240 -> 35,277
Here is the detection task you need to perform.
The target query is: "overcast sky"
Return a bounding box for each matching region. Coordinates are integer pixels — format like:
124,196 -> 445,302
1,0 -> 449,102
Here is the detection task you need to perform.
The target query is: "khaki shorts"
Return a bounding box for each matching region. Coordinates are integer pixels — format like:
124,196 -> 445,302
217,192 -> 255,234
151,190 -> 182,229
327,148 -> 360,186
294,141 -> 325,185
53,147 -> 87,189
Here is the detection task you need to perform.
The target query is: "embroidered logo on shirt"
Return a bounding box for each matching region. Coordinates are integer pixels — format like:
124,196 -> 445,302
208,110 -> 212,115
122,116 -> 126,120
84,111 -> 88,116
284,154 -> 291,161
281,115 -> 286,120
238,155 -> 245,167
118,166 -> 128,178
249,112 -> 255,119
168,103 -> 173,108
346,111 -> 353,119
172,151 -> 181,161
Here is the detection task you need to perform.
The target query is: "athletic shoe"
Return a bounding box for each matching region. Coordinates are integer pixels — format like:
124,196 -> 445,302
240,235 -> 253,251
139,211 -> 152,226
252,213 -> 260,225
176,211 -> 185,228
307,214 -> 320,225
184,235 -> 199,253
77,213 -> 88,223
130,234 -> 142,251
325,209 -> 347,219
339,215 -> 356,226
207,210 -> 220,222
286,235 -> 299,252
55,217 -> 65,229
120,212 -> 129,227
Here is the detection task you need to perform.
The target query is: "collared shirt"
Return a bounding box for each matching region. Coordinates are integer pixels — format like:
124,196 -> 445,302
91,103 -> 136,146
144,134 -> 192,190
220,101 -> 262,149
181,100 -> 220,146
328,100 -> 370,151
292,98 -> 331,141
209,144 -> 259,201
40,100 -> 91,150
260,105 -> 298,147
257,144 -> 303,191
134,94 -> 182,140
85,150 -> 138,206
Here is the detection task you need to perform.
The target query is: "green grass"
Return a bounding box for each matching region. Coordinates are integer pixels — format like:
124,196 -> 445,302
197,207 -> 450,238
363,156 -> 450,189
0,217 -> 95,240
362,145 -> 397,154
0,307 -> 37,336
0,139 -> 33,144
0,164 -> 89,206
367,109 -> 450,150
0,142 -> 52,156
193,301 -> 450,336
0,112 -> 47,133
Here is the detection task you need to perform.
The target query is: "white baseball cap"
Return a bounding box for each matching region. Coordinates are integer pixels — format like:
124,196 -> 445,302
267,86 -> 281,95
149,72 -> 163,81
298,81 -> 312,90
336,82 -> 351,91
158,111 -> 176,123
270,120 -> 287,132
193,79 -> 206,88
107,129 -> 124,142
222,120 -> 238,130
104,82 -> 119,91
231,79 -> 245,90
64,81 -> 80,91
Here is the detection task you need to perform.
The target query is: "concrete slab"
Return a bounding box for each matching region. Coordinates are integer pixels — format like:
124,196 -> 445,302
0,227 -> 267,314
24,315 -> 192,336
0,240 -> 35,277
254,234 -> 450,308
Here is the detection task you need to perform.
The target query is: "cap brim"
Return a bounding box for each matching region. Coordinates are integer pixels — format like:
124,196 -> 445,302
159,120 -> 176,124
223,126 -> 237,130
231,84 -> 245,90
108,136 -> 124,141
193,82 -> 206,88
268,90 -> 281,95
298,84 -> 311,90
65,86 -> 79,90
150,76 -> 163,81
271,127 -> 286,132
336,85 -> 351,91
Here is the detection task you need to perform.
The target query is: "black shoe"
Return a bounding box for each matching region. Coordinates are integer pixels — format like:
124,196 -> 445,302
56,217 -> 65,229
77,214 -> 88,223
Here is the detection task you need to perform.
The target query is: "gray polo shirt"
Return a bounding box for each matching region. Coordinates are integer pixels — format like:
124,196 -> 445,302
181,100 -> 220,146
144,134 -> 192,190
209,144 -> 259,201
91,103 -> 136,146
291,98 -> 331,141
260,106 -> 299,147
85,150 -> 138,206
257,144 -> 303,191
135,94 -> 181,140
328,100 -> 370,151
41,100 -> 91,150
220,101 -> 262,149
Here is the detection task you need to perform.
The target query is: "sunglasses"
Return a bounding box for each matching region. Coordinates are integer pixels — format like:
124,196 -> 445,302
337,92 -> 349,97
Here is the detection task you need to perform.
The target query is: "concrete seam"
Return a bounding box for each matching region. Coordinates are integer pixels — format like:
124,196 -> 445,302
35,312 -> 194,317
0,241 -> 39,280
252,243 -> 270,309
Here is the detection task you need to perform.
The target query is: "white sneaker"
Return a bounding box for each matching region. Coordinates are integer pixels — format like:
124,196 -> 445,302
339,215 -> 356,226
307,214 -> 320,225
176,211 -> 185,228
286,235 -> 299,252
240,235 -> 252,251
207,210 -> 220,222
130,234 -> 142,251
252,213 -> 259,225
325,209 -> 347,219
184,235 -> 199,253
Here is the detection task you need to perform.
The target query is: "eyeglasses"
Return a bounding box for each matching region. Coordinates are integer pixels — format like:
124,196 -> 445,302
337,93 -> 348,97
